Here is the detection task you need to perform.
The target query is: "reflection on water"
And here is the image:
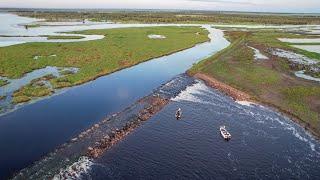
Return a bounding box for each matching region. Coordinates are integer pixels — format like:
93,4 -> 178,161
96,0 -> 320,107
87,81 -> 320,179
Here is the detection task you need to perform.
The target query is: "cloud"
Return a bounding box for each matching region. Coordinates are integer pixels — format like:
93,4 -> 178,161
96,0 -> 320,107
185,0 -> 257,5
0,0 -> 319,13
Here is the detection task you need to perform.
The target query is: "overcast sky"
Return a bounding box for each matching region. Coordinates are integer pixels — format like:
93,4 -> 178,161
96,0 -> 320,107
1,0 -> 320,13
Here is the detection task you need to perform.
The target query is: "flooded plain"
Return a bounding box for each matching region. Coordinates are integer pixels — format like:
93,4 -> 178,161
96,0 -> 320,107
1,12 -> 320,179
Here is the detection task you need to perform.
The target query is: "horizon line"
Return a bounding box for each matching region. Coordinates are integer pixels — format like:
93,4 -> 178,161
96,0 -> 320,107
1,7 -> 320,15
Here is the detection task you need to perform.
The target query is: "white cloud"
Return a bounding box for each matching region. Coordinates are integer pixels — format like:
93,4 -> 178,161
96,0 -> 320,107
0,0 -> 319,13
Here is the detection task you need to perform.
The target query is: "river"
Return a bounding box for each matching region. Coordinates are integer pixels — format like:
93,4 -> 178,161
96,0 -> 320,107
0,13 -> 319,179
0,13 -> 229,178
87,80 -> 320,179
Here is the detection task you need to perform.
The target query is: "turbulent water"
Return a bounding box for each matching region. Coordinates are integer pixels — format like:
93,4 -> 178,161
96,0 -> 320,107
81,80 -> 320,179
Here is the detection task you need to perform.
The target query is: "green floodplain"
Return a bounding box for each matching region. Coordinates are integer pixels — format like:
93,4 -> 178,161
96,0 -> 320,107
15,10 -> 320,25
189,28 -> 320,136
0,26 -> 209,104
1,10 -> 320,136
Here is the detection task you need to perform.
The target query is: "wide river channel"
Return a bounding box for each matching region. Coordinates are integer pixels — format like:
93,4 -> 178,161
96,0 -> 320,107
0,13 -> 319,179
0,13 -> 228,178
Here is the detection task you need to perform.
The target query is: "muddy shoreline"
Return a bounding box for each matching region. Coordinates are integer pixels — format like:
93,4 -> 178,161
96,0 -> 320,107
193,72 -> 320,139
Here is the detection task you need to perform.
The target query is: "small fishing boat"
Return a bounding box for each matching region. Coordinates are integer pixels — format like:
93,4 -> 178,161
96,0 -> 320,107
175,108 -> 182,119
220,126 -> 231,140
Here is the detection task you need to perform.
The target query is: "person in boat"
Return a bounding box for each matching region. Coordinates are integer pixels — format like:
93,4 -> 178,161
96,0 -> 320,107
176,108 -> 182,119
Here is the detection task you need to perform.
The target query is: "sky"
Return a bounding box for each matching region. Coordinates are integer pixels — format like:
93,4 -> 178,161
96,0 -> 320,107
0,0 -> 320,13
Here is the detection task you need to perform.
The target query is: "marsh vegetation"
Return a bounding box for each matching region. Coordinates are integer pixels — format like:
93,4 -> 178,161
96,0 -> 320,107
0,26 -> 209,104
16,11 -> 320,25
189,28 -> 320,136
0,79 -> 9,87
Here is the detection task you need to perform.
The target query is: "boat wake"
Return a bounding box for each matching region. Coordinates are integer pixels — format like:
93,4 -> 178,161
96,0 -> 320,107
171,79 -> 319,155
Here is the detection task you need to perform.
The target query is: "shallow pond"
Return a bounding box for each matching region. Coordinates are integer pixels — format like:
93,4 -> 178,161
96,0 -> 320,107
248,46 -> 269,60
295,70 -> 320,82
293,45 -> 320,54
279,38 -> 320,43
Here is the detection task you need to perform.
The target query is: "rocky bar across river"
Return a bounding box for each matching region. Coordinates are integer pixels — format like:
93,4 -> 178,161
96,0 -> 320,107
13,74 -> 196,179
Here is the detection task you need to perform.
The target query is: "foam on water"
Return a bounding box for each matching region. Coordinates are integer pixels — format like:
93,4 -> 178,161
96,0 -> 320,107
172,80 -> 319,154
87,76 -> 320,179
53,156 -> 93,180
171,81 -> 226,106
236,101 -> 256,107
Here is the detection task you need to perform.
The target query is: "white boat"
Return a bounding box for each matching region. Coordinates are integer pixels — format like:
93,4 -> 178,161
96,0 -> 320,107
220,126 -> 231,140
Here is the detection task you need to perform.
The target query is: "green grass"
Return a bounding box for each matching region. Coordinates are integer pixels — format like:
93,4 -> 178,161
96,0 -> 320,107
0,26 -> 209,103
45,35 -> 85,40
190,29 -> 320,135
26,24 -> 41,28
282,87 -> 320,127
16,11 -> 320,25
12,83 -> 53,104
0,79 -> 9,87
244,29 -> 320,60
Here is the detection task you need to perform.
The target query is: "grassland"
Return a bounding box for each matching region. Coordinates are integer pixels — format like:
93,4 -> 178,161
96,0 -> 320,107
12,84 -> 53,104
45,35 -> 85,40
26,24 -> 41,28
15,11 -> 320,25
0,26 -> 209,103
189,29 -> 320,136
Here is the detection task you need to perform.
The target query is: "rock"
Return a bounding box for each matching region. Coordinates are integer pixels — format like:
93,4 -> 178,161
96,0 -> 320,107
88,147 -> 93,151
71,138 -> 78,142
94,124 -> 99,128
